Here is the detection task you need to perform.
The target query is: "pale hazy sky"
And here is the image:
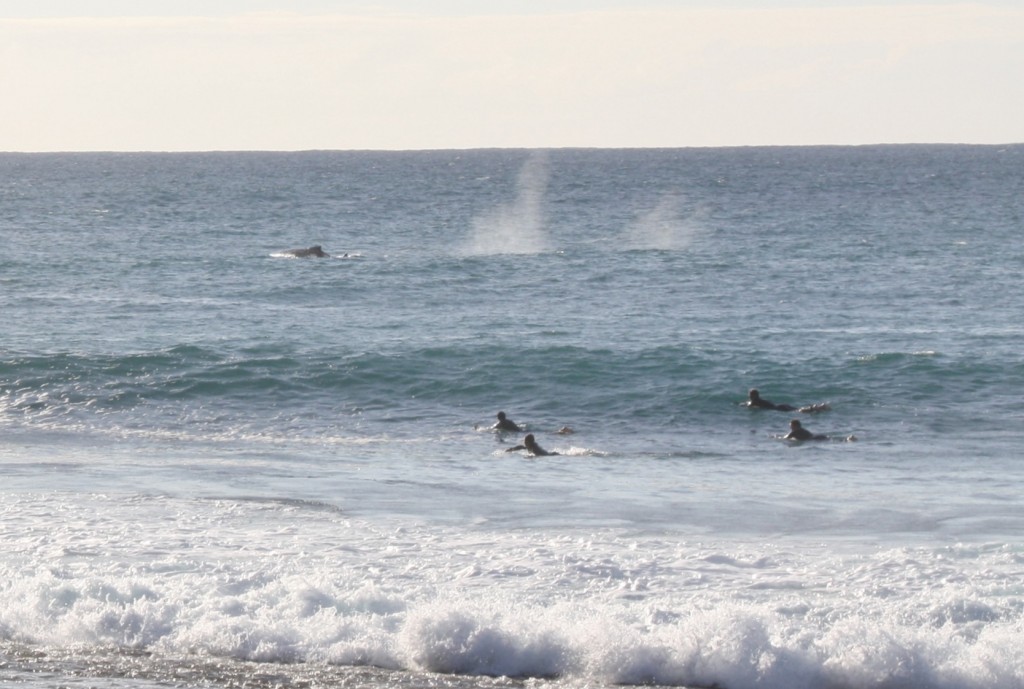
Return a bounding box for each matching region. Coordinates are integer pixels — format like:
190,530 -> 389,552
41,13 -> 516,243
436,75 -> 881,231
1,1 -> 1021,151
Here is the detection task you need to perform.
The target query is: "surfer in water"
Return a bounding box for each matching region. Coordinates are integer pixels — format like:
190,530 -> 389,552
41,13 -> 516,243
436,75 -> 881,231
492,411 -> 523,433
505,434 -> 558,456
746,389 -> 830,413
783,419 -> 855,442
784,419 -> 828,441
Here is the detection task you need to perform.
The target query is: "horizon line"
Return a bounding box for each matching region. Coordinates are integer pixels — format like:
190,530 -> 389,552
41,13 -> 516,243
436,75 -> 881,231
3,142 -> 1023,155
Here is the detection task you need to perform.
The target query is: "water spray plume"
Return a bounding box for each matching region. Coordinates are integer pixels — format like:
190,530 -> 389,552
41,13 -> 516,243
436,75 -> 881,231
462,151 -> 551,256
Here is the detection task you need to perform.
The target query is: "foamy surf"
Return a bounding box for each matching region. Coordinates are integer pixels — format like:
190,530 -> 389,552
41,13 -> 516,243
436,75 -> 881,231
3,146 -> 1024,689
2,494 -> 1022,689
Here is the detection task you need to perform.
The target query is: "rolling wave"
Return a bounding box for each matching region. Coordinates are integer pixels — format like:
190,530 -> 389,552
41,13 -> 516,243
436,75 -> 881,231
3,342 -> 1018,442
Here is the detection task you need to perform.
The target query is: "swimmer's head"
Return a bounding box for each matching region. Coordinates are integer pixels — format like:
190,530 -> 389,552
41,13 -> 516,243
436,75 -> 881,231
790,419 -> 802,429
497,411 -> 507,420
749,389 -> 761,400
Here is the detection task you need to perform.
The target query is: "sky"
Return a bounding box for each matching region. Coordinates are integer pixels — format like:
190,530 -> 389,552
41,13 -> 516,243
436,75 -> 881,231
1,1 -> 1022,151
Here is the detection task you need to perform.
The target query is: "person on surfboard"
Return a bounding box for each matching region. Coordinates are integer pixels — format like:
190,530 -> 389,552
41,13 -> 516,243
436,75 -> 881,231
746,388 -> 830,413
505,434 -> 558,456
784,419 -> 828,441
492,411 -> 523,432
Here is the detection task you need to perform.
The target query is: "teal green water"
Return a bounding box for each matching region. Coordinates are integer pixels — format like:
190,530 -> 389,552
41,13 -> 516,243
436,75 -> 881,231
1,146 -> 1023,689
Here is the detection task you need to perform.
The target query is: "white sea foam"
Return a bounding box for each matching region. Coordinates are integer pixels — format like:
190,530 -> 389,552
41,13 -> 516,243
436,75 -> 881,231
4,147 -> 1024,689
1,494 -> 1022,689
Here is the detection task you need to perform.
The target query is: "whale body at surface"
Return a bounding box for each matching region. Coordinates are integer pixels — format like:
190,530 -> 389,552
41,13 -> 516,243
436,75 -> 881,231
283,245 -> 329,258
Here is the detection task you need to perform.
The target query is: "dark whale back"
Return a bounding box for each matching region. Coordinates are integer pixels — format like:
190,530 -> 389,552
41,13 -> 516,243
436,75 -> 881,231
286,245 -> 328,257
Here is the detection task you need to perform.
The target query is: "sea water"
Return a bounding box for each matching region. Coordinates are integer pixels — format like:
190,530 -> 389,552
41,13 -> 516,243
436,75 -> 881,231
1,146 -> 1023,689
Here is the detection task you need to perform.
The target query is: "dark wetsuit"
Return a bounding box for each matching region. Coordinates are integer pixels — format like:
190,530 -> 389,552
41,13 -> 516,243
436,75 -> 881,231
785,425 -> 826,441
756,400 -> 796,411
506,434 -> 558,456
493,412 -> 522,432
749,395 -> 796,412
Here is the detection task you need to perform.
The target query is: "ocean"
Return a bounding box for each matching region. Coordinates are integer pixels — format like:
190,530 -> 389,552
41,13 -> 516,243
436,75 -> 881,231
1,145 -> 1022,689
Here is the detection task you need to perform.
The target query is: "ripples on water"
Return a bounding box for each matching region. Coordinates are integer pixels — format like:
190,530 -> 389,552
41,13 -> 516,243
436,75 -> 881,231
2,146 -> 1024,689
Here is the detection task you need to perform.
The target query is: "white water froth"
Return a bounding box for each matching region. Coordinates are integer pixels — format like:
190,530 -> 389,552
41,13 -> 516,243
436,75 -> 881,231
1,494 -> 1022,689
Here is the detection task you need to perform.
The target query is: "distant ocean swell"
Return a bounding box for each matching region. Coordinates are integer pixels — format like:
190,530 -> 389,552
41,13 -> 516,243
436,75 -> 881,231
2,345 -> 1019,437
2,147 -> 1024,689
0,345 -> 717,432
